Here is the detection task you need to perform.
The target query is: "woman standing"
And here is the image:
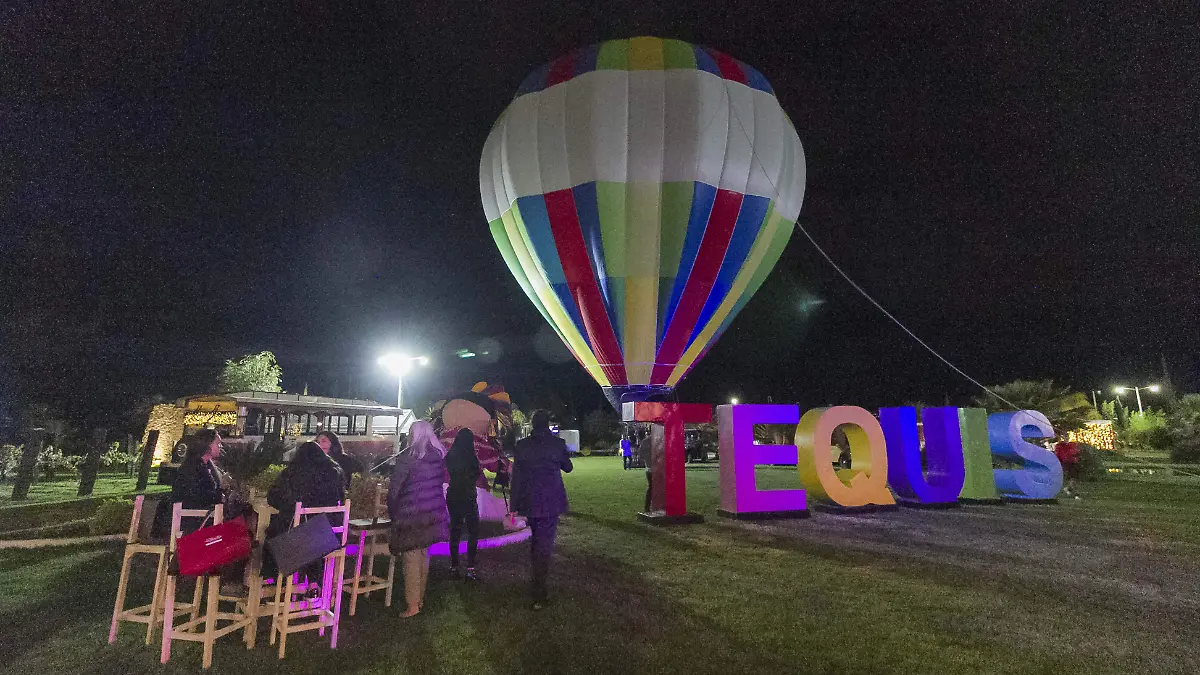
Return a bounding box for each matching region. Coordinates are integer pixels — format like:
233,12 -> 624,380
445,428 -> 481,580
387,421 -> 450,617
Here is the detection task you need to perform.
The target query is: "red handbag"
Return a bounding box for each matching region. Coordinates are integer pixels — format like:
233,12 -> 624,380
175,516 -> 252,577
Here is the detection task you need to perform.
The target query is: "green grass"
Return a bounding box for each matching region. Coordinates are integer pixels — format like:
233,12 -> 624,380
0,475 -> 170,508
2,459 -> 1199,674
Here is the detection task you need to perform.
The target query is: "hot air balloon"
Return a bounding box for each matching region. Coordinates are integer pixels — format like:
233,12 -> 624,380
480,37 -> 806,409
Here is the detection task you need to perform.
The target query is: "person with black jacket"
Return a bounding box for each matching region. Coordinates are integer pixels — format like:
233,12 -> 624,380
316,430 -> 361,489
445,428 -> 482,580
264,441 -> 346,595
152,429 -> 227,538
510,410 -> 573,610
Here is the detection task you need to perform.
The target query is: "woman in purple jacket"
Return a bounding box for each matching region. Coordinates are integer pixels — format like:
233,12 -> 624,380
387,421 -> 450,617
510,410 -> 573,610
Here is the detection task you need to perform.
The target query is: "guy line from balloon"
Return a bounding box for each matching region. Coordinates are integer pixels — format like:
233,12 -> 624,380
480,37 -> 1035,512
622,400 -> 1063,519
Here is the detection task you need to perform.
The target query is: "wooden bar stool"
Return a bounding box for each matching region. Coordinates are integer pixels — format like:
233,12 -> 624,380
109,495 -> 189,645
269,500 -> 350,659
231,499 -> 278,649
159,504 -> 256,669
343,482 -> 395,615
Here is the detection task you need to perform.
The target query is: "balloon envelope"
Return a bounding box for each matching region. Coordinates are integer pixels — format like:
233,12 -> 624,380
480,37 -> 805,408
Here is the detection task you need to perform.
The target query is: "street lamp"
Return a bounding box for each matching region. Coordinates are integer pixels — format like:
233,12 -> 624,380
730,397 -> 740,405
378,353 -> 430,408
1112,384 -> 1160,415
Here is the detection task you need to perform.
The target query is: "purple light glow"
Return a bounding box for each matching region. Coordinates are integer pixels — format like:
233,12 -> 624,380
428,526 -> 531,556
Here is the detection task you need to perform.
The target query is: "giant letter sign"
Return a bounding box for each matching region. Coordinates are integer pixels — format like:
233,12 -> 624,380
880,407 -> 966,505
717,404 -> 807,519
796,406 -> 895,509
624,401 -> 711,522
989,410 -> 1063,501
958,407 -> 1000,502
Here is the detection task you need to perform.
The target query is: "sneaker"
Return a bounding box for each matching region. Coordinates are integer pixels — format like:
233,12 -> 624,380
464,567 -> 478,582
305,584 -> 321,600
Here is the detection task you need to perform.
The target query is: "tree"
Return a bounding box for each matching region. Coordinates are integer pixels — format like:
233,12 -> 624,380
1167,394 -> 1200,463
218,351 -> 283,393
973,380 -> 1098,439
582,407 -> 621,448
1124,409 -> 1171,453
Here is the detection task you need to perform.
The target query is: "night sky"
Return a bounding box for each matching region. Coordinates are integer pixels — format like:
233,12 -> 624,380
3,2 -> 1198,427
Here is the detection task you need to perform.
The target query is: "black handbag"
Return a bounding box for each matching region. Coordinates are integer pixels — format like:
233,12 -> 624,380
265,513 -> 339,577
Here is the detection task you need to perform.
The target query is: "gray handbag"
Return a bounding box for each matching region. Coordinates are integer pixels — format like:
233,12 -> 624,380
265,513 -> 339,577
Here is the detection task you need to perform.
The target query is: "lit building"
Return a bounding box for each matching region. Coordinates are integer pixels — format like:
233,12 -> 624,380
141,391 -> 416,464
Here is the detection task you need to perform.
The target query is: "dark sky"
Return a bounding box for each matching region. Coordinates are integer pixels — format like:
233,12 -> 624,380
3,1 -> 1198,426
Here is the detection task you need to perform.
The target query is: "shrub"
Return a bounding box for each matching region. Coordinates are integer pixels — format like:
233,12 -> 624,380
1168,395 -> 1200,463
0,444 -> 19,481
348,474 -> 389,520
1075,443 -> 1107,481
90,499 -> 135,536
38,446 -> 81,480
248,464 -> 285,497
1122,410 -> 1171,453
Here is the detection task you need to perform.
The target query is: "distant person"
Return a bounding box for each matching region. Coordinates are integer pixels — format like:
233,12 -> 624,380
387,420 -> 450,617
510,410 -> 573,610
639,424 -> 664,513
265,440 -> 346,597
445,428 -> 482,580
620,435 -> 632,470
836,446 -> 852,470
316,430 -> 361,489
1054,441 -> 1083,500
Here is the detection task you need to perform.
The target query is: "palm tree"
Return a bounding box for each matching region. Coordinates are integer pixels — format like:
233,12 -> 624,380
972,380 -> 1097,438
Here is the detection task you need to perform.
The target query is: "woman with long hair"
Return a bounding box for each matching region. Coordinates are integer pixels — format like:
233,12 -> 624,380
315,430 -> 362,489
265,440 -> 346,597
445,428 -> 481,580
151,428 -> 227,538
387,420 -> 450,617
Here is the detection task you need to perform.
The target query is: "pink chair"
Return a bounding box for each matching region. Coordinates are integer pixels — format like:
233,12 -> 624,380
269,500 -> 350,659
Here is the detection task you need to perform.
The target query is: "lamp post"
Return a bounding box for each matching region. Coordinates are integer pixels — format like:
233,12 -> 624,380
1112,384 -> 1160,415
378,353 -> 430,409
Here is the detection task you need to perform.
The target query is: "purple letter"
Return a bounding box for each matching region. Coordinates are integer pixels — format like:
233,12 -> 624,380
717,404 -> 808,519
880,407 -> 966,505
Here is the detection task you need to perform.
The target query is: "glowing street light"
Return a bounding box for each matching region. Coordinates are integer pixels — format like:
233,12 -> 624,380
1112,384 -> 1160,415
730,397 -> 740,405
378,353 -> 430,408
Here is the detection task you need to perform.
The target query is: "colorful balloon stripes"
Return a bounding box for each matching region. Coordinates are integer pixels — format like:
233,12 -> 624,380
481,37 -> 805,406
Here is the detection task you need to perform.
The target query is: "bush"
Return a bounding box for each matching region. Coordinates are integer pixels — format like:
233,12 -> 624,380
1168,395 -> 1200,463
0,444 -> 19,481
1075,443 -> 1107,481
348,474 -> 389,520
248,464 -> 285,497
38,446 -> 81,480
90,499 -> 135,536
1122,410 -> 1171,453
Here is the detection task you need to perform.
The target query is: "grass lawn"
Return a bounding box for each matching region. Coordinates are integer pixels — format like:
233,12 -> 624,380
2,458 -> 1198,674
0,475 -> 170,507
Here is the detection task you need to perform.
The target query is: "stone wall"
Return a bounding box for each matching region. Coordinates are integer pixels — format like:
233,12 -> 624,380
142,403 -> 186,464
